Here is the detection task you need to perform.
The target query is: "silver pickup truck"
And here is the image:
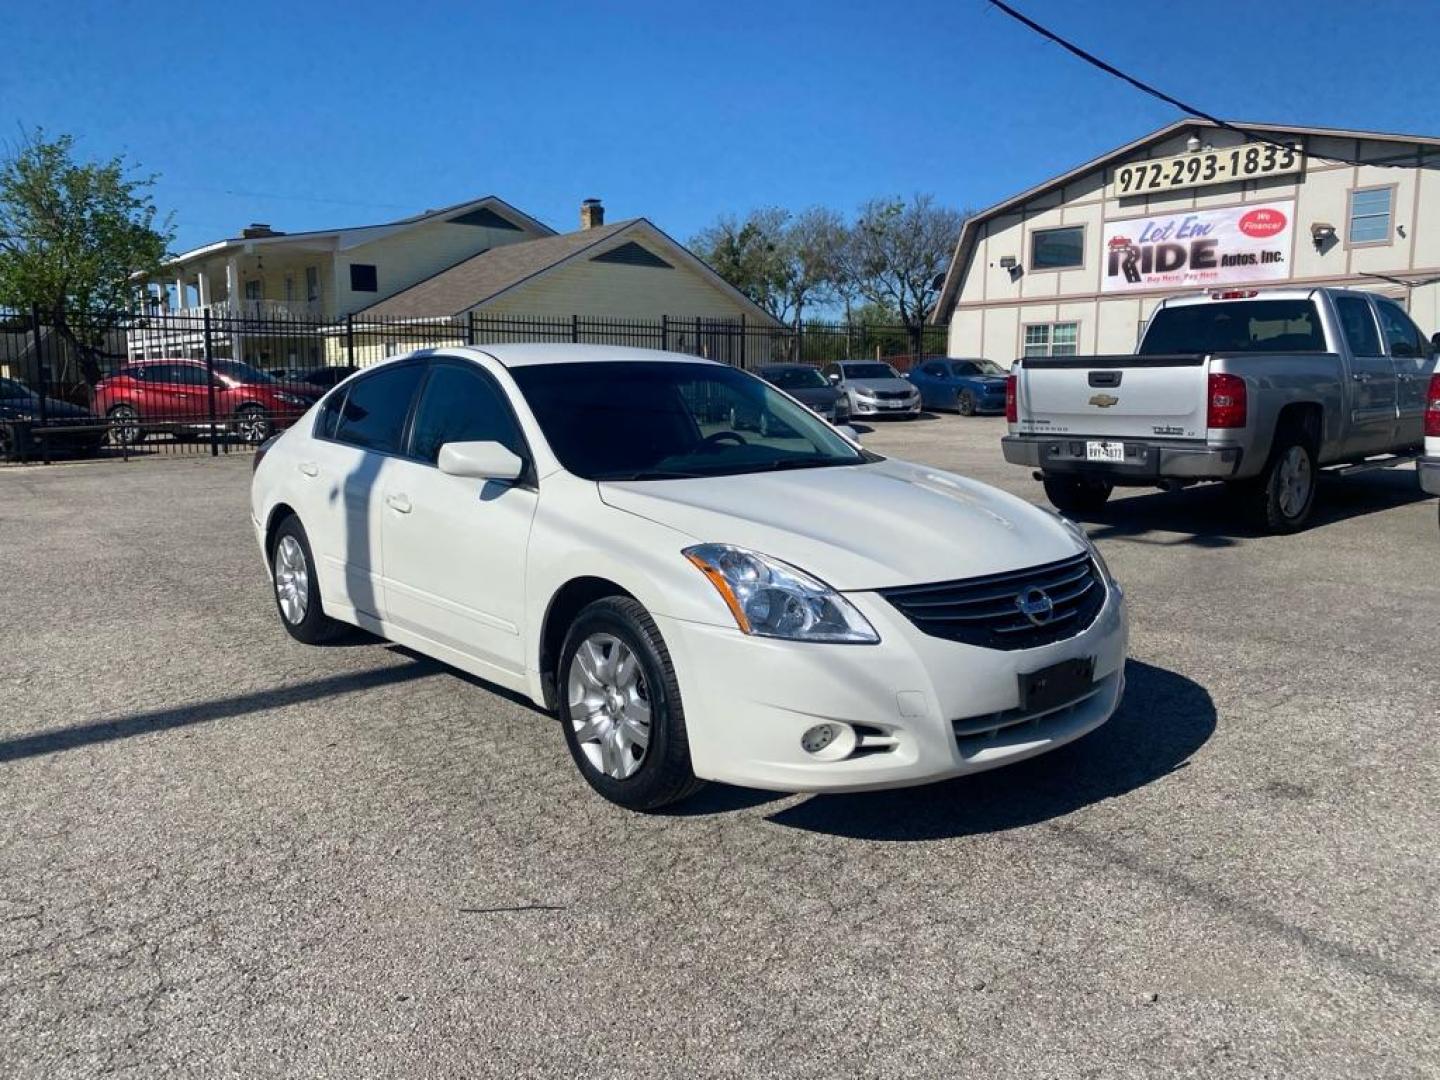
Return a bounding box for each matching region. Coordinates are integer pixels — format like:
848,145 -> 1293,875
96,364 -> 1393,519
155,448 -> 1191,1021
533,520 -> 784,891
1002,287 -> 1438,533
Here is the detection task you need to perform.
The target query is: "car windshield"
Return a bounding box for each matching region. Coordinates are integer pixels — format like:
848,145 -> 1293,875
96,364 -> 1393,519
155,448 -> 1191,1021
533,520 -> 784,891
955,359 -> 1004,376
1139,300 -> 1327,355
762,367 -> 828,390
842,363 -> 900,379
213,360 -> 276,384
0,377 -> 33,399
511,361 -> 872,481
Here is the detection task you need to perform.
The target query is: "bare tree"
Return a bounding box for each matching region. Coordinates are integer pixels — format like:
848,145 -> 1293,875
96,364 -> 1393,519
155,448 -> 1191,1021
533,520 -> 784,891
692,206 -> 845,330
840,194 -> 966,335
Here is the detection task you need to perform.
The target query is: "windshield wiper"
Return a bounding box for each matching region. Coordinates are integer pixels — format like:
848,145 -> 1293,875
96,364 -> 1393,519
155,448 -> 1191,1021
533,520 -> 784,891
753,457 -> 844,473
598,469 -> 705,481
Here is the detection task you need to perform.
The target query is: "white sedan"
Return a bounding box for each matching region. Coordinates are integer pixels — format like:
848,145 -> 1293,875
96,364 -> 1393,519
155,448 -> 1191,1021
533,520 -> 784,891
250,345 -> 1128,810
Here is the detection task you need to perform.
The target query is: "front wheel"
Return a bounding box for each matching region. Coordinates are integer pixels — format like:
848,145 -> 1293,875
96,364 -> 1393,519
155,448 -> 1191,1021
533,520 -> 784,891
107,404 -> 144,446
235,405 -> 272,444
956,390 -> 976,416
1042,473 -> 1113,514
558,596 -> 703,811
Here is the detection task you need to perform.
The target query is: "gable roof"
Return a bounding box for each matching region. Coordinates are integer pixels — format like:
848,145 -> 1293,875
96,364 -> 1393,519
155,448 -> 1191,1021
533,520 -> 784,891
163,195 -> 555,268
930,118 -> 1440,323
356,218 -> 781,324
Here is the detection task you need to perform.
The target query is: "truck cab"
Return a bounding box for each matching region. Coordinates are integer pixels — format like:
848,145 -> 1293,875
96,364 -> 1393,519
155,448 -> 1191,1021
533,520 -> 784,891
1001,287 -> 1437,532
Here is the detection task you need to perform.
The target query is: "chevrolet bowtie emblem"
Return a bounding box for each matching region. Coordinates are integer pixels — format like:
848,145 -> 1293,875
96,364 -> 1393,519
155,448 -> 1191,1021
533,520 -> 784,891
1089,393 -> 1120,408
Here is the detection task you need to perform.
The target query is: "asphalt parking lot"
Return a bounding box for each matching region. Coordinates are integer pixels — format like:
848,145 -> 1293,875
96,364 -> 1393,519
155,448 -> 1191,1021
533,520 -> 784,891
2,416 -> 1437,1079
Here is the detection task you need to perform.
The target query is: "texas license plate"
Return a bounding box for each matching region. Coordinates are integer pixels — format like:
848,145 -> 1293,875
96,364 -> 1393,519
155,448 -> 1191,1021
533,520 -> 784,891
1018,657 -> 1096,714
1085,440 -> 1125,462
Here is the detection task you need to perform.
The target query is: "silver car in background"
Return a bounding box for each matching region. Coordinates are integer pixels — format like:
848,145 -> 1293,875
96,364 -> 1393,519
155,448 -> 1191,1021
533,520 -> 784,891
822,361 -> 921,419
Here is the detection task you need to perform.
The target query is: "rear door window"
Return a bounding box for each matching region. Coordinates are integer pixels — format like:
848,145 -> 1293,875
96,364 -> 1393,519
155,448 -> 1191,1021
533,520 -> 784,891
1375,299 -> 1426,358
331,362 -> 425,453
1334,296 -> 1382,356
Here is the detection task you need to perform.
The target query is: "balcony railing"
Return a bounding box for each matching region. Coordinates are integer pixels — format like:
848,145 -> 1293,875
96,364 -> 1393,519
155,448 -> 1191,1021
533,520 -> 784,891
197,298 -> 326,321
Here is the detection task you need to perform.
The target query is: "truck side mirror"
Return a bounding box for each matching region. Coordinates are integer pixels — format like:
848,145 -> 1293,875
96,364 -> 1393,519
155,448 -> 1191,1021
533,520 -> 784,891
1430,331 -> 1440,352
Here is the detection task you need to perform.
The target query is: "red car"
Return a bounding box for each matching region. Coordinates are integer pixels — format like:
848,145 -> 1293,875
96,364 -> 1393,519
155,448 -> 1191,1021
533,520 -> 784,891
93,359 -> 319,445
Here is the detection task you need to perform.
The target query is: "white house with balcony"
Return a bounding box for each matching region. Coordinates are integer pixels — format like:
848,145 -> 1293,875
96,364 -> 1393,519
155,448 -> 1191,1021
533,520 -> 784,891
130,196 -> 555,365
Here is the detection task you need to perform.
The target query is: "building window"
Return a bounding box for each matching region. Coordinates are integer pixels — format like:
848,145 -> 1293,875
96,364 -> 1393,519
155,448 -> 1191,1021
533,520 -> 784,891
1023,322 -> 1079,357
1030,226 -> 1084,271
1348,186 -> 1393,245
305,266 -> 320,302
350,263 -> 378,292
244,279 -> 263,302
384,341 -> 399,357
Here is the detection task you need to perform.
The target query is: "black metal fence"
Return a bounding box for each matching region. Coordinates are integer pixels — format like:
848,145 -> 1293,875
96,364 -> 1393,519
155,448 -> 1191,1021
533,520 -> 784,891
0,307 -> 948,465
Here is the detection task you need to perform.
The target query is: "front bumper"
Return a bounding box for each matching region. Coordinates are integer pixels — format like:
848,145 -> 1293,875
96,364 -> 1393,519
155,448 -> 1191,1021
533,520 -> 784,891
655,581 -> 1128,793
852,397 -> 921,418
1002,434 -> 1241,483
1419,456 -> 1440,496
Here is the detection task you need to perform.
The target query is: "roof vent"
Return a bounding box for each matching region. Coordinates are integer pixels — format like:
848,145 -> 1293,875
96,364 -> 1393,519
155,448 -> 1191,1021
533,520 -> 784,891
241,223 -> 283,239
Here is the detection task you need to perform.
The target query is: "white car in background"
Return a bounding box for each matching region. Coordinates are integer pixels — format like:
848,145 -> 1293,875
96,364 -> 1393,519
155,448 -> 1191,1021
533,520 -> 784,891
250,345 -> 1128,811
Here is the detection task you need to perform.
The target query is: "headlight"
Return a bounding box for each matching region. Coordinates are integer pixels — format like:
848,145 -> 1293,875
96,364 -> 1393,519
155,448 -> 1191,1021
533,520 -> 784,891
1051,512 -> 1115,587
683,544 -> 879,644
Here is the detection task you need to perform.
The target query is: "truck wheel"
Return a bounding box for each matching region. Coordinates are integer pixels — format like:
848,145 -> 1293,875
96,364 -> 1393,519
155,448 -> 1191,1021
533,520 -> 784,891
1244,440 -> 1317,534
1042,474 -> 1113,514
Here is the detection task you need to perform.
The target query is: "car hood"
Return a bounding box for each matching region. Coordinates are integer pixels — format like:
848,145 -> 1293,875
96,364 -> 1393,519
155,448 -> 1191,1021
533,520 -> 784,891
786,386 -> 840,408
0,394 -> 93,420
849,377 -> 915,394
598,458 -> 1081,590
968,375 -> 1008,389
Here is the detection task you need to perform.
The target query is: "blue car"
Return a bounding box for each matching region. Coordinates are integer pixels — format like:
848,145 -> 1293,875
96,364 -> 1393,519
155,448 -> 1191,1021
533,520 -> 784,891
906,357 -> 1009,415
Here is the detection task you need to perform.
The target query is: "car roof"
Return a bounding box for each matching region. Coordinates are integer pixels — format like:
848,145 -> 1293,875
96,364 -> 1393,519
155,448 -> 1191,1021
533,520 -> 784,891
459,343 -> 721,369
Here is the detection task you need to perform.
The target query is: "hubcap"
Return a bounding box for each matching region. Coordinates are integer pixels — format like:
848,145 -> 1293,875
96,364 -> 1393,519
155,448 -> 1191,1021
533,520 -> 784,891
112,409 -> 139,444
239,411 -> 270,444
566,633 -> 651,781
274,535 -> 309,624
1278,446 -> 1312,518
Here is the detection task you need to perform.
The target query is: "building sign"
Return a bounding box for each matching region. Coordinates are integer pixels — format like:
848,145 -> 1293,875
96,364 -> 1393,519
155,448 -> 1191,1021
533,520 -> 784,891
1111,142 -> 1303,197
1101,201 -> 1294,294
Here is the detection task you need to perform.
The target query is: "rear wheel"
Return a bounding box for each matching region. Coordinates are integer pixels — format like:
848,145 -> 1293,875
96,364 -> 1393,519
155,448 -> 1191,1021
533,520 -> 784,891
1240,439 -> 1317,533
107,404 -> 143,446
270,516 -> 345,644
1042,473 -> 1113,514
558,596 -> 703,811
956,390 -> 977,416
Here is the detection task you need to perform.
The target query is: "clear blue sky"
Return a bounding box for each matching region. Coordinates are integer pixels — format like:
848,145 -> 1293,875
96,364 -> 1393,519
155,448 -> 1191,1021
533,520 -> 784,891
3,0 -> 1437,253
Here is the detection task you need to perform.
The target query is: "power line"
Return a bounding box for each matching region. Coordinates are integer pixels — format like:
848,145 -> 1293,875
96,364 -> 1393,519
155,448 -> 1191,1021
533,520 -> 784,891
984,0 -> 1406,169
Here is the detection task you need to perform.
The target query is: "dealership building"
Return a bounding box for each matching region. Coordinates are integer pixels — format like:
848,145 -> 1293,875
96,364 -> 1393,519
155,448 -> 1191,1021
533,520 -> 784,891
932,120 -> 1440,363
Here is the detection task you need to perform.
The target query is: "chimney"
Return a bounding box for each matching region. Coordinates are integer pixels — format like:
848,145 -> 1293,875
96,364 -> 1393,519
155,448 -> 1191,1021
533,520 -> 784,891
580,199 -> 604,230
241,223 -> 283,239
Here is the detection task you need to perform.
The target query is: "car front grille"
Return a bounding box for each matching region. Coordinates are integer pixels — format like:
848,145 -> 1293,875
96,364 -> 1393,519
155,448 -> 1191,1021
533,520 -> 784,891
871,390 -> 914,401
877,552 -> 1104,651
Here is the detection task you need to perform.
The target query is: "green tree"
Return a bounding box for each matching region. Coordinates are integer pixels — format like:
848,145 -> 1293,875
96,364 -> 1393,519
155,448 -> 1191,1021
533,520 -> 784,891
0,130 -> 172,384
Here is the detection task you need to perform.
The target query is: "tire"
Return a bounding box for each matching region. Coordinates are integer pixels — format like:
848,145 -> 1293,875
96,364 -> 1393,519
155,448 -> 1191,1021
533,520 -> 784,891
956,390 -> 977,416
1240,438 -> 1317,534
107,404 -> 144,446
269,515 -> 345,644
1042,473 -> 1114,514
0,423 -> 14,462
557,596 -> 703,812
235,405 -> 272,445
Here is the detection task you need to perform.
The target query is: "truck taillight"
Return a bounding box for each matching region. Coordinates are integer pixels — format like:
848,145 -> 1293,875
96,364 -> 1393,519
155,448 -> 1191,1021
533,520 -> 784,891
1005,373 -> 1017,422
1207,373 -> 1247,429
1425,374 -> 1440,437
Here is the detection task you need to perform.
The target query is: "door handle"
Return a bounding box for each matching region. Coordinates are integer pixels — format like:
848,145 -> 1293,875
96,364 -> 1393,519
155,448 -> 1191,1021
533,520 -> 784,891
298,461 -> 319,477
1351,372 -> 1372,383
386,493 -> 412,514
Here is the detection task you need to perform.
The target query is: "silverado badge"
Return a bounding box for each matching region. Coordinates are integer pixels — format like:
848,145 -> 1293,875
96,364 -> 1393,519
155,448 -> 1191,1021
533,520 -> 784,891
1088,393 -> 1120,408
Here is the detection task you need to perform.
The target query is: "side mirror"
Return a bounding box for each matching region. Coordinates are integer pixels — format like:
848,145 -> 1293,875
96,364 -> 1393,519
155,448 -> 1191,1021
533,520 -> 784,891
837,424 -> 861,443
437,440 -> 524,482
828,373 -> 841,384
1431,331 -> 1440,352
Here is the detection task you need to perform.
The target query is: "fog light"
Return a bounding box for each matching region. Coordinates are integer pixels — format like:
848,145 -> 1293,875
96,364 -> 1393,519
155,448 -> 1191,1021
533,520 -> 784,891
801,723 -> 840,754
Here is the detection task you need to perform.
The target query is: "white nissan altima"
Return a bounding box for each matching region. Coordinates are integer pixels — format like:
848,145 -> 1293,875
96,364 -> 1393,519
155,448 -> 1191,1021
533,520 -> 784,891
250,344 -> 1128,810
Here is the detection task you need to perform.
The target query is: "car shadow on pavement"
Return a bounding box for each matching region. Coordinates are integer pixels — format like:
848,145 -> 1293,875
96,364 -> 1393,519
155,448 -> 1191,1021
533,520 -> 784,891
1070,470 -> 1430,547
764,658 -> 1215,841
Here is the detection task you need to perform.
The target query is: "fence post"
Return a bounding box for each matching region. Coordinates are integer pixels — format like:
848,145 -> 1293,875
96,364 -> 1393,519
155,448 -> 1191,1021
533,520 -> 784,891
570,314 -> 579,344
739,314 -> 746,369
465,310 -> 476,346
660,314 -> 668,352
203,309 -> 219,456
31,305 -> 52,464
345,313 -> 355,366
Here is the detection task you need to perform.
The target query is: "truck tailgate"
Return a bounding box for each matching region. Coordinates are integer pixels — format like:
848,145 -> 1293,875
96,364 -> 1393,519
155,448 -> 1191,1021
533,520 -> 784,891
1016,354 -> 1209,440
